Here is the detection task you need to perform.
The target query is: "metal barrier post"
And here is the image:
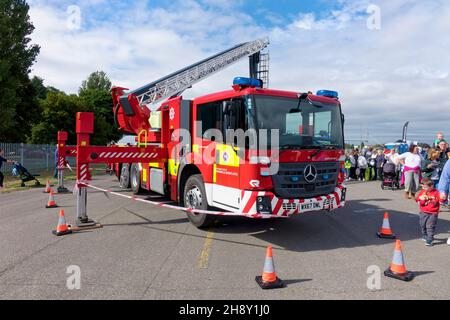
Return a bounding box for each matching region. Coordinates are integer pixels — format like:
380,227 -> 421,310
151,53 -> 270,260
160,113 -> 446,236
75,113 -> 98,228
57,131 -> 70,193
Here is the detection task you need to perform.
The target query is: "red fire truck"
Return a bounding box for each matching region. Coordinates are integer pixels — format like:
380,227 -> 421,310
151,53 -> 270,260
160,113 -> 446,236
110,38 -> 347,227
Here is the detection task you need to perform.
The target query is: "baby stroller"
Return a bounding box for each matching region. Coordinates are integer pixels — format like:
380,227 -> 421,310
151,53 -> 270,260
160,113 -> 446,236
12,162 -> 41,187
381,163 -> 399,190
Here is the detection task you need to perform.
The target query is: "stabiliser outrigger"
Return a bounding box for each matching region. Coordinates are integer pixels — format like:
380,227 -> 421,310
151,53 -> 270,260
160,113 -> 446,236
58,38 -> 347,229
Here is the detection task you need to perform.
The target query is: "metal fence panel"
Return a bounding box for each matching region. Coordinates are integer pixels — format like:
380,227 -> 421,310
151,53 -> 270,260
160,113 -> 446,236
0,143 -> 76,176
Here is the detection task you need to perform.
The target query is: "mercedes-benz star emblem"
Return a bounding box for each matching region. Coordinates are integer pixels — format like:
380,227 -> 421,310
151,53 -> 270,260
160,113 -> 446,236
304,165 -> 318,183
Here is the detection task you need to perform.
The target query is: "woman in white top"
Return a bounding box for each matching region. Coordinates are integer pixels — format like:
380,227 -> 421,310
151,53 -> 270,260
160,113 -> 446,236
397,145 -> 422,199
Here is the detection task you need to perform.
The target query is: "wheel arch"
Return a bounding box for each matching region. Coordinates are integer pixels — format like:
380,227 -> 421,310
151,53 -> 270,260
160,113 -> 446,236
178,163 -> 202,205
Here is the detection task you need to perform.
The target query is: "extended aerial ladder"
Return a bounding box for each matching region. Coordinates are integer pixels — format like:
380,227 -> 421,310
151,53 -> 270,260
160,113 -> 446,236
62,38 -> 271,232
112,38 -> 270,135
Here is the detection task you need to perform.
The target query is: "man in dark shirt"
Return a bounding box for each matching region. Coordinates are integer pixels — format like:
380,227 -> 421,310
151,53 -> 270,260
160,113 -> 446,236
437,141 -> 450,173
0,148 -> 15,188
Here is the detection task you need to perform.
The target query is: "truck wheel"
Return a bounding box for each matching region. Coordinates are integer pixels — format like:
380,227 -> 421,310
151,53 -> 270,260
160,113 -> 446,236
130,163 -> 143,195
183,174 -> 216,229
119,164 -> 131,189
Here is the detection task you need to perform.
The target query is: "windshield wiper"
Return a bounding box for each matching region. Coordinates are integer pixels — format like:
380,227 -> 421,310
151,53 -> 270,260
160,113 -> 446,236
280,144 -> 311,150
310,145 -> 339,158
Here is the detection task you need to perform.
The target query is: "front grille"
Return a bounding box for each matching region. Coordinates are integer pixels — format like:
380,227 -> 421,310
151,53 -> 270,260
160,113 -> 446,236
272,162 -> 339,199
282,203 -> 297,210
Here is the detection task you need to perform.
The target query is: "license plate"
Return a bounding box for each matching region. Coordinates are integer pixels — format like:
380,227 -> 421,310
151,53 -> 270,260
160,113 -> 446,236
300,202 -> 322,210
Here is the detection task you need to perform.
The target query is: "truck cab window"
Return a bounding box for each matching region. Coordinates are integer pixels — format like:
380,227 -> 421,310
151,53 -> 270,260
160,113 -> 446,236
196,101 -> 222,140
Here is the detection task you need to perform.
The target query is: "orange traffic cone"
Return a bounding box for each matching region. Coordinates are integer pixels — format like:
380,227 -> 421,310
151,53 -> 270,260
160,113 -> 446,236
377,212 -> 396,239
52,209 -> 72,236
45,189 -> 58,208
384,240 -> 414,281
43,180 -> 51,193
255,246 -> 284,289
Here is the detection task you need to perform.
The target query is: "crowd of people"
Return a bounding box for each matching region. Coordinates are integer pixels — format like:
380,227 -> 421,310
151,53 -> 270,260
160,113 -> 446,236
344,132 -> 450,200
344,132 -> 450,246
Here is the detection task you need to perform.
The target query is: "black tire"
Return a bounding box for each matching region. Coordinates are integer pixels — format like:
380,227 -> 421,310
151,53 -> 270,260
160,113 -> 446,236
130,163 -> 143,195
119,163 -> 131,189
183,174 -> 216,228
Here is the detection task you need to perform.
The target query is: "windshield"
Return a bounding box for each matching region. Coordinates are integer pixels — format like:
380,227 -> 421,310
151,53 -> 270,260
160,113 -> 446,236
249,95 -> 344,149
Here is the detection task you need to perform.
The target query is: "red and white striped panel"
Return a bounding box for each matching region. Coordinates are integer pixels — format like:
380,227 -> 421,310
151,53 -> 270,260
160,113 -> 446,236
79,164 -> 89,182
98,151 -> 158,160
58,156 -> 65,169
240,185 -> 346,217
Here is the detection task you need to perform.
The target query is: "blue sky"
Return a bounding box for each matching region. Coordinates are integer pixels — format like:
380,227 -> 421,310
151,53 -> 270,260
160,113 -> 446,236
27,0 -> 450,144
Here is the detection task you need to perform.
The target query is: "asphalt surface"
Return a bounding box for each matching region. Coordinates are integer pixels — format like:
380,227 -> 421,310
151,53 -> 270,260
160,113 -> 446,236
1,175 -> 449,300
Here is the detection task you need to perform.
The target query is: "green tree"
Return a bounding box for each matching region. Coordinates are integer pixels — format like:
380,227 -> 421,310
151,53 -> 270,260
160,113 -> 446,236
15,77 -> 43,142
79,71 -> 121,143
30,92 -> 85,145
79,71 -> 112,94
0,0 -> 40,142
30,76 -> 47,100
30,90 -> 110,145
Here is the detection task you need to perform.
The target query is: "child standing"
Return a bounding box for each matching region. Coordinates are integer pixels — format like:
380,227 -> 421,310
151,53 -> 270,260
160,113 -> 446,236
416,178 -> 441,246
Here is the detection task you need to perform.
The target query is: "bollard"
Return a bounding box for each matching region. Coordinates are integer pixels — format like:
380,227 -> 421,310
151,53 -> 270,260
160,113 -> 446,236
57,131 -> 70,193
73,113 -> 101,230
57,163 -> 70,194
76,186 -> 96,227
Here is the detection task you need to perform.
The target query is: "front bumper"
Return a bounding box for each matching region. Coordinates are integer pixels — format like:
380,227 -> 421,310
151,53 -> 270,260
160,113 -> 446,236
240,185 -> 347,217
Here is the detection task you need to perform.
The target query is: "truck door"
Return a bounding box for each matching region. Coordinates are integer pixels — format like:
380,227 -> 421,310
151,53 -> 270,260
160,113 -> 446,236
212,98 -> 245,211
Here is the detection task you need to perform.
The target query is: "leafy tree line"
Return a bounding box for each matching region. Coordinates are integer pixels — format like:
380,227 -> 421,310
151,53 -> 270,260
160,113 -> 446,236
30,71 -> 122,145
0,1 -> 121,145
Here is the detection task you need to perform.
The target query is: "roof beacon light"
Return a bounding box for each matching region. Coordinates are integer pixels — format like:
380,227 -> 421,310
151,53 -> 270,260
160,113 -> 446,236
316,90 -> 339,99
233,77 -> 262,88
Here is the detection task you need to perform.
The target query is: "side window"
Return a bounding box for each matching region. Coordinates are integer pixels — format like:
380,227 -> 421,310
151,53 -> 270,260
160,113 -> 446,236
197,98 -> 246,142
224,98 -> 246,131
196,101 -> 222,139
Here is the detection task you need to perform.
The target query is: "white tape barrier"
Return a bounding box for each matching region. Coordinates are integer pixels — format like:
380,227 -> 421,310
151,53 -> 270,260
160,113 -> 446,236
81,182 -> 287,219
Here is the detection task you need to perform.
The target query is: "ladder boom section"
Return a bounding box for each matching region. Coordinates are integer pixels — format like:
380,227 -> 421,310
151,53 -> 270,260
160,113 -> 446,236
118,38 -> 270,117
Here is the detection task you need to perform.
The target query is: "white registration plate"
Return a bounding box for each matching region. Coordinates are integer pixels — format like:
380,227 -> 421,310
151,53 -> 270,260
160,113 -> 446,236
300,202 -> 322,210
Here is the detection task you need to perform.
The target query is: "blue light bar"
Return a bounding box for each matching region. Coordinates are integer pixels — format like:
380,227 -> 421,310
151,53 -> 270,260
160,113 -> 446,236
233,77 -> 262,88
317,90 -> 339,99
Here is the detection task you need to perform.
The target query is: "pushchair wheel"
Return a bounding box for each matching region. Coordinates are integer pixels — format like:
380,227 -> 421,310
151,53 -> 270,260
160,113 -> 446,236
21,182 -> 25,187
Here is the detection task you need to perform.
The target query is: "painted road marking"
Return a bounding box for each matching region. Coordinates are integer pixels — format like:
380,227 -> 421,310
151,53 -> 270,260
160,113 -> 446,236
198,230 -> 215,269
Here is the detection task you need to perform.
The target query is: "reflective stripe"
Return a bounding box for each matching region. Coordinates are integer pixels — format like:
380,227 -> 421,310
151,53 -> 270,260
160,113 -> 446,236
215,143 -> 239,167
392,249 -> 405,266
263,257 -> 275,273
168,159 -> 179,176
382,218 -> 391,230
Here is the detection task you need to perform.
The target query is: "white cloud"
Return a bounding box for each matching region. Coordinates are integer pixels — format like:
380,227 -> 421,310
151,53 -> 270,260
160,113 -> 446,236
28,0 -> 450,143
